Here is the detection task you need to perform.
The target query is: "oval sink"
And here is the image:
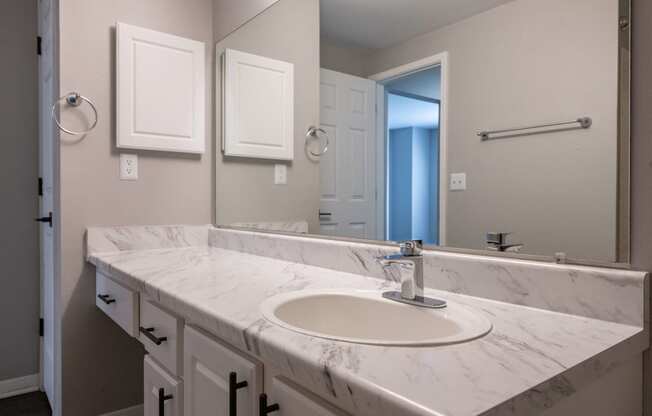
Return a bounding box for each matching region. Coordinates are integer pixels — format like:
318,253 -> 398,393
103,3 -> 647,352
260,290 -> 492,346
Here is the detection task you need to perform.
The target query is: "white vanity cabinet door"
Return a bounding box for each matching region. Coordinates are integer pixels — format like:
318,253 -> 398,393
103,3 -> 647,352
268,377 -> 350,416
184,326 -> 262,416
144,355 -> 183,416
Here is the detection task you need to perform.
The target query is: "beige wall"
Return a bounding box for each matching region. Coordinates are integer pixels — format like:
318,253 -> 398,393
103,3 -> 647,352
0,0 -> 39,383
214,0 -> 321,231
363,0 -> 618,260
212,0 -> 279,43
58,0 -> 214,414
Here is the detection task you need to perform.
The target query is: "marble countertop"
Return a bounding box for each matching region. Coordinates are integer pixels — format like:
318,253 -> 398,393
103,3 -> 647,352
89,245 -> 647,416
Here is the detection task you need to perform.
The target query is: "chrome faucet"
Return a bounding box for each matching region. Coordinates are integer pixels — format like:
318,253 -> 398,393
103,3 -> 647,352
378,240 -> 446,309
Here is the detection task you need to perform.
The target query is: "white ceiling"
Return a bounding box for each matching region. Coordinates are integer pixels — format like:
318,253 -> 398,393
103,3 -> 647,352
388,94 -> 439,130
320,0 -> 514,50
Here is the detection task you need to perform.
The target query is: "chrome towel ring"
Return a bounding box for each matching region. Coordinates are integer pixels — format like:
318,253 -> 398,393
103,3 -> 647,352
51,92 -> 98,135
306,126 -> 329,157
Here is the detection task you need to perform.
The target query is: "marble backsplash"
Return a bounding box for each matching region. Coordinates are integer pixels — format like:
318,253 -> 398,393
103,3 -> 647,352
209,227 -> 648,327
86,224 -> 211,256
86,225 -> 648,328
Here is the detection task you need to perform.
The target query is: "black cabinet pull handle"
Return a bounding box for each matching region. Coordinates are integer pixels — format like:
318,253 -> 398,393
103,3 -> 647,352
259,393 -> 280,416
97,294 -> 116,305
229,372 -> 249,416
158,387 -> 173,416
139,326 -> 168,346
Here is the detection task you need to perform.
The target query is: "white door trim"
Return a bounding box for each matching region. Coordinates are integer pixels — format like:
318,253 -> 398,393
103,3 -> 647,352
369,52 -> 449,246
374,84 -> 386,240
37,0 -> 61,415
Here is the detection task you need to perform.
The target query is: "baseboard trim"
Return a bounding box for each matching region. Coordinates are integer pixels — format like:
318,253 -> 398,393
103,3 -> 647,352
0,374 -> 40,400
99,403 -> 143,416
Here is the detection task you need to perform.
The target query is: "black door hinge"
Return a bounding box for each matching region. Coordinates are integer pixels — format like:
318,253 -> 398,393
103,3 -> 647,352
38,177 -> 43,196
37,36 -> 42,55
39,318 -> 44,337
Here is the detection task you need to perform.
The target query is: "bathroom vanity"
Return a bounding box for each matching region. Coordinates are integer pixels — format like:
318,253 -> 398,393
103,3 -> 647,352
87,225 -> 648,416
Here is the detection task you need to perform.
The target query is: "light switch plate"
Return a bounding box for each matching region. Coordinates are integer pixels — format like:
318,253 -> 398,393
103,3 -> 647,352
120,154 -> 138,181
450,173 -> 466,191
274,164 -> 287,185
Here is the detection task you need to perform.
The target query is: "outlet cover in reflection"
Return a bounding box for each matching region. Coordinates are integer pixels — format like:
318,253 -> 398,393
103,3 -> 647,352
450,173 -> 466,191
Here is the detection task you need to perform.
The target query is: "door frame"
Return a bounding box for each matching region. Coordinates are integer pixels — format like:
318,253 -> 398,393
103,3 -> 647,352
37,0 -> 61,414
369,52 -> 449,245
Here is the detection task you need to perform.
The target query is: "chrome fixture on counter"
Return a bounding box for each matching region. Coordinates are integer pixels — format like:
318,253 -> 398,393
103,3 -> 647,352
377,240 -> 447,309
486,232 -> 523,252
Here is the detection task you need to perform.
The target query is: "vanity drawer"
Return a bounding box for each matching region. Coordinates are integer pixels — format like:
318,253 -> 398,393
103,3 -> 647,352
140,298 -> 184,377
95,271 -> 139,337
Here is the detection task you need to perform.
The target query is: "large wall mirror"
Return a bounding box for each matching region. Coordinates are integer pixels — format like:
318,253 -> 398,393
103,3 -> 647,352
214,0 -> 631,265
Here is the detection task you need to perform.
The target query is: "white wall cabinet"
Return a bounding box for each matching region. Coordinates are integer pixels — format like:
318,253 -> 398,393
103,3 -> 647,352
184,326 -> 262,416
222,48 -> 294,160
144,356 -> 183,416
117,22 -> 206,154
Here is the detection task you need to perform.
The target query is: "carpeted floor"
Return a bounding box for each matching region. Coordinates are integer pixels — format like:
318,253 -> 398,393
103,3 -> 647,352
0,392 -> 51,416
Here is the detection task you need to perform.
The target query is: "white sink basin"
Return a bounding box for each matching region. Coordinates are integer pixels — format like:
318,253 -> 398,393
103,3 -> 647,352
260,290 -> 492,346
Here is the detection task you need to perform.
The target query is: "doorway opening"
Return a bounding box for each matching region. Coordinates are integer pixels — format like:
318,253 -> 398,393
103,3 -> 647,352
318,52 -> 448,244
384,67 -> 441,244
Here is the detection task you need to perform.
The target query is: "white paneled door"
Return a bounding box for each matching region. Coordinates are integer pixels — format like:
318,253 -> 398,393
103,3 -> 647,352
319,69 -> 377,239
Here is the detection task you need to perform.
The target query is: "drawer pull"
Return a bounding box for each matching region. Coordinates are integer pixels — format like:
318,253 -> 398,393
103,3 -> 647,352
259,393 -> 280,416
158,387 -> 173,416
97,294 -> 116,305
140,326 -> 168,346
229,372 -> 249,416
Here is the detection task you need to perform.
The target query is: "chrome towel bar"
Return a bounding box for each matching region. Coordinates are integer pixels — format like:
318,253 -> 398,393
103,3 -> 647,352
478,117 -> 592,141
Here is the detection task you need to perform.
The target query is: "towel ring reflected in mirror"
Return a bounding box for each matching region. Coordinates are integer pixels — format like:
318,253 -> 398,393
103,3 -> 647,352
306,126 -> 329,157
51,92 -> 99,135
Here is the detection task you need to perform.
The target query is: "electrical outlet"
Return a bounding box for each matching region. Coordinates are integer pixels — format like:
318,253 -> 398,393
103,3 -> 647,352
274,164 -> 287,185
450,173 -> 466,191
120,154 -> 138,181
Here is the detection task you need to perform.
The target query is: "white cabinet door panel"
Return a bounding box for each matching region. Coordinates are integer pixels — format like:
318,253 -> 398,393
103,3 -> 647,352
222,48 -> 294,160
144,356 -> 183,416
269,377 -> 349,416
184,326 -> 262,416
117,22 -> 206,153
